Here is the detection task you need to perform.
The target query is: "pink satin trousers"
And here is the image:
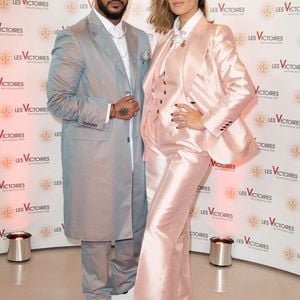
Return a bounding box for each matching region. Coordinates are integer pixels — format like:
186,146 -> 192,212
134,142 -> 211,300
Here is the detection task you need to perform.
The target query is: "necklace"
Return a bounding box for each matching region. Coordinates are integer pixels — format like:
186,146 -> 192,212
107,24 -> 127,39
108,25 -> 128,58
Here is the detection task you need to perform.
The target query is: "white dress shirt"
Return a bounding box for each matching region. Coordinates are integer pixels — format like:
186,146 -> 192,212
160,9 -> 203,76
94,9 -> 134,169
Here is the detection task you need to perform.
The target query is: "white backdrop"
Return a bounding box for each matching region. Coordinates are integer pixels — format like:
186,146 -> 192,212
0,0 -> 299,275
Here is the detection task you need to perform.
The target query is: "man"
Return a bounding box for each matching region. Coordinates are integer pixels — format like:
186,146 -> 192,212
47,1 -> 150,299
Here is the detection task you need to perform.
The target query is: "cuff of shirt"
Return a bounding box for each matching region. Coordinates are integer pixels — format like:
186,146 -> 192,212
105,104 -> 111,124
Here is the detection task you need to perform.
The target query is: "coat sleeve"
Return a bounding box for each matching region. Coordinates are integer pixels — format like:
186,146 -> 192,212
202,25 -> 256,138
47,30 -> 109,130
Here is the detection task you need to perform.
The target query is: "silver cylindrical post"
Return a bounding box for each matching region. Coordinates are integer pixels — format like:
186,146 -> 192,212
209,237 -> 234,267
6,231 -> 32,262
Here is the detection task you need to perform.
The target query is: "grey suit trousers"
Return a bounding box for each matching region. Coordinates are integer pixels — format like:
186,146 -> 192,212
81,227 -> 144,300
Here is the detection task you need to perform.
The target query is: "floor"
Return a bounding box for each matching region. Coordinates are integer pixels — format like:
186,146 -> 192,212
0,247 -> 299,300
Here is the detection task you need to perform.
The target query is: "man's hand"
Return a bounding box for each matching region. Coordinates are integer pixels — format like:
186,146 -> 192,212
111,95 -> 139,120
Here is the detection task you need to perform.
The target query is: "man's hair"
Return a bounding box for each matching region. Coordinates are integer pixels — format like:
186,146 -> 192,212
149,0 -> 206,34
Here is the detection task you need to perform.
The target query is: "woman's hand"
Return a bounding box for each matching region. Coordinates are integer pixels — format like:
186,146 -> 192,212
171,103 -> 205,130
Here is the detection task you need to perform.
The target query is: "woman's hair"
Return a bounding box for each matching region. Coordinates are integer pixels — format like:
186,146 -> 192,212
149,0 -> 206,34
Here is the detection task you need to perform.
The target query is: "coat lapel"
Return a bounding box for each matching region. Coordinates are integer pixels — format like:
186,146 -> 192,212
88,11 -> 129,83
183,17 -> 211,96
143,32 -> 173,101
125,23 -> 138,94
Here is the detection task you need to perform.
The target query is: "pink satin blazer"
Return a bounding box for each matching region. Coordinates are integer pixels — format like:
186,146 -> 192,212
141,17 -> 258,164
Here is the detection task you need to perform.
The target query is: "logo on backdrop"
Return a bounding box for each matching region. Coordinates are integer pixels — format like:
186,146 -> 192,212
39,80 -> 47,92
39,26 -> 52,41
39,130 -> 61,142
14,103 -> 49,115
54,25 -> 70,36
295,90 -> 300,104
65,0 -> 79,14
254,113 -> 300,129
0,229 -> 6,238
236,236 -> 269,252
209,2 -> 246,15
234,33 -> 247,47
261,2 -> 300,17
40,179 -> 52,191
0,105 -> 13,119
79,0 -> 94,10
12,0 -> 49,9
257,61 -> 271,74
13,51 -> 50,63
210,159 -> 236,171
226,186 -> 273,203
40,226 -> 53,238
0,52 -> 12,65
248,215 -> 261,228
189,208 -> 198,218
250,165 -> 264,178
267,113 -> 300,129
40,130 -> 52,142
261,4 -> 275,18
0,156 -> 14,169
253,114 -> 267,127
40,224 -> 65,238
250,164 -> 298,182
257,59 -> 300,74
0,22 -> 23,36
272,59 -> 300,73
190,231 -> 209,241
276,2 -> 300,15
248,31 -> 284,45
262,217 -> 295,234
255,138 -> 276,152
287,197 -> 298,211
1,207 -> 14,219
40,178 -> 62,191
255,85 -> 280,100
224,187 -> 238,200
290,145 -> 300,158
196,185 -> 211,194
0,0 -> 11,9
200,207 -> 234,221
16,202 -> 50,214
15,153 -> 51,165
132,3 -> 143,16
0,180 -> 25,192
283,248 -> 299,261
0,76 -> 24,89
0,129 -> 25,141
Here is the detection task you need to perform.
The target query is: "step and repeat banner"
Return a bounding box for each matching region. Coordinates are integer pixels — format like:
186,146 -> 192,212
0,0 -> 299,275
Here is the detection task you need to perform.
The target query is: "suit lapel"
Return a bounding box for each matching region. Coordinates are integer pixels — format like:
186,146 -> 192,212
143,18 -> 211,100
125,23 -> 138,94
183,17 -> 211,96
143,32 -> 173,101
88,11 -> 129,83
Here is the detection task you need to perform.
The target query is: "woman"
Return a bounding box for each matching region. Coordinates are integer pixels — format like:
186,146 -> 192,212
134,1 -> 258,299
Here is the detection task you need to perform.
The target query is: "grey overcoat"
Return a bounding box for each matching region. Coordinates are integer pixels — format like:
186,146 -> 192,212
47,10 -> 150,241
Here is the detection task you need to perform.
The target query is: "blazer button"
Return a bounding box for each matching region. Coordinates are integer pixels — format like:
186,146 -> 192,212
157,109 -> 159,114
127,137 -> 130,142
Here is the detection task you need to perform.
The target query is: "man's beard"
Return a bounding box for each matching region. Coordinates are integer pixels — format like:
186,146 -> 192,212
97,0 -> 128,20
